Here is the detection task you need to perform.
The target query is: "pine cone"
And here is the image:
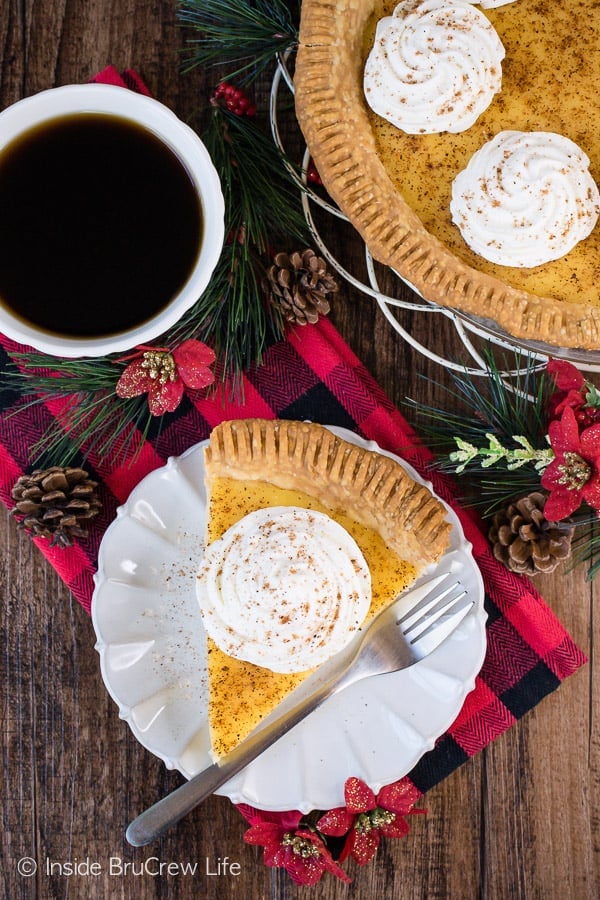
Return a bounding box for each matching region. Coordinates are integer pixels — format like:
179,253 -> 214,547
265,249 -> 338,325
488,491 -> 574,576
11,466 -> 102,548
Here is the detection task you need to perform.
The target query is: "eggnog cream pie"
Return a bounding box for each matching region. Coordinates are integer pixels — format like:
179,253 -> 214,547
198,419 -> 450,758
295,0 -> 600,350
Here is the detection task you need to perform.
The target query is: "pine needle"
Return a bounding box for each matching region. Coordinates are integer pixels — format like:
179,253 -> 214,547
177,0 -> 299,82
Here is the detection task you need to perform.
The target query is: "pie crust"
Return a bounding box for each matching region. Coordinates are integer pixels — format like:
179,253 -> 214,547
294,0 -> 600,351
204,418 -> 450,568
201,419 -> 450,756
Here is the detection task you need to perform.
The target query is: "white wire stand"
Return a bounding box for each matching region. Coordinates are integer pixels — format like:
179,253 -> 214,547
270,52 -> 600,379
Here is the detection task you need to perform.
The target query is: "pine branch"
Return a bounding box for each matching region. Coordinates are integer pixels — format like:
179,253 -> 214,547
407,350 -> 550,449
165,105 -> 311,378
166,240 -> 278,384
202,105 -> 309,248
404,349 -> 554,511
25,391 -> 155,468
2,354 -> 158,467
177,0 -> 299,82
6,353 -> 123,392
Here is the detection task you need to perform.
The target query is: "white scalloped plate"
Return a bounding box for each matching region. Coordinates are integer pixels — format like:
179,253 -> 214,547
92,427 -> 487,813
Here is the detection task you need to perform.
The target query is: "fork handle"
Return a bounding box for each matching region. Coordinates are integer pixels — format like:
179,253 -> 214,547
126,667 -> 357,846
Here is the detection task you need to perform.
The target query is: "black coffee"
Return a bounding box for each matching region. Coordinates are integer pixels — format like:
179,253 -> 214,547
0,113 -> 203,338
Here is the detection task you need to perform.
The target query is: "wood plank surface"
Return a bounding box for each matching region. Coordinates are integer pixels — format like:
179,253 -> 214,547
1,2 -> 598,898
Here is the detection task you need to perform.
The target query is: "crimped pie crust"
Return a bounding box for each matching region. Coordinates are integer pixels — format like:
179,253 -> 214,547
294,0 -> 600,351
204,418 -> 450,568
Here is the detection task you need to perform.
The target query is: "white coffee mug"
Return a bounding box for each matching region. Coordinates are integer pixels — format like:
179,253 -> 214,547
0,84 -> 224,357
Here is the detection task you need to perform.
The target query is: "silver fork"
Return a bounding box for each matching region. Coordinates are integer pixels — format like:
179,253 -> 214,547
126,575 -> 473,847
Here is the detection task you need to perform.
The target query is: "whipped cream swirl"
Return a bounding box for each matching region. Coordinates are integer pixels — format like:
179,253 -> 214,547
450,131 -> 600,267
363,0 -> 505,134
196,507 -> 371,674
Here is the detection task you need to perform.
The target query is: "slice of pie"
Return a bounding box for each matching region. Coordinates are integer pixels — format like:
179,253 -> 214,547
295,0 -> 600,351
199,418 -> 450,758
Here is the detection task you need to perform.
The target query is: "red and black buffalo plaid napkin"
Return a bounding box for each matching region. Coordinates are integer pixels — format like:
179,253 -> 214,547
0,67 -> 586,804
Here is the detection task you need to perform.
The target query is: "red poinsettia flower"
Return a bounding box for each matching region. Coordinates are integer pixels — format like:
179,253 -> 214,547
115,339 -> 215,416
317,776 -> 424,866
541,405 -> 600,519
243,811 -> 351,886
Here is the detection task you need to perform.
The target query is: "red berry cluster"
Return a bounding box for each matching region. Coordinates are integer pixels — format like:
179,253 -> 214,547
212,82 -> 256,116
575,406 -> 600,427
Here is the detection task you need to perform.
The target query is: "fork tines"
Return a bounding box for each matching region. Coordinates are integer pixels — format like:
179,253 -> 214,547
398,576 -> 470,645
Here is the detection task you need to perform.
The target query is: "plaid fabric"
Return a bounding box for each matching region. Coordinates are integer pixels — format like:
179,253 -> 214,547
0,68 -> 586,803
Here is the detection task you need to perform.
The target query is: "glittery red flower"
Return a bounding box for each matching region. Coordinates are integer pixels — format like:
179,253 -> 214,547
243,811 -> 351,886
547,358 -> 586,417
547,359 -> 586,393
115,339 -> 215,416
317,776 -> 424,866
541,406 -> 600,519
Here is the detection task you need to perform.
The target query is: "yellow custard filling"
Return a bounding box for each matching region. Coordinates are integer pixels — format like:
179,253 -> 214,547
204,477 -> 416,758
364,0 -> 600,305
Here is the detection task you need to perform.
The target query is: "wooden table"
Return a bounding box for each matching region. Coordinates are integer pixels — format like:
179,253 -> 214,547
1,3 -> 597,898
